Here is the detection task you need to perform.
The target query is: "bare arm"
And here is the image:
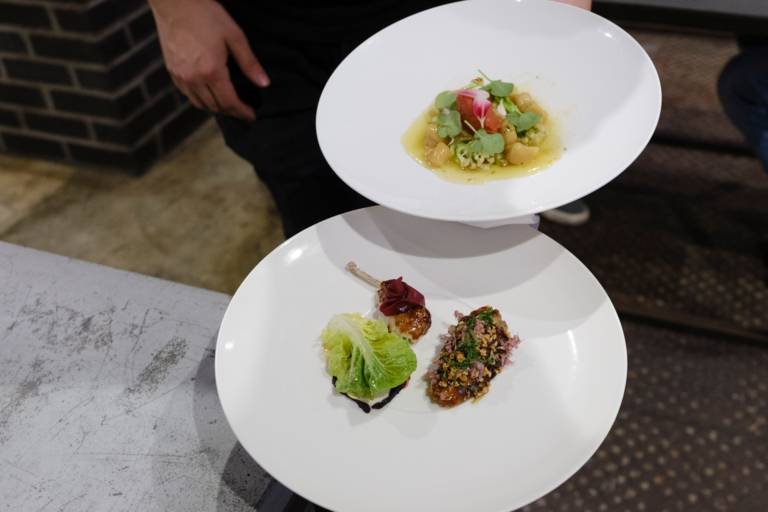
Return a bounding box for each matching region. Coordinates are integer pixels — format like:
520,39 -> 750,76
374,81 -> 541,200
555,0 -> 592,9
148,0 -> 270,120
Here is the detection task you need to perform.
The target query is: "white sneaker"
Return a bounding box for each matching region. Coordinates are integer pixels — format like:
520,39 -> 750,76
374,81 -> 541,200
540,200 -> 591,226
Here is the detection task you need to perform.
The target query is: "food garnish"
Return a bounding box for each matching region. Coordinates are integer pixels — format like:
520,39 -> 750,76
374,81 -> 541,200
346,261 -> 432,342
424,71 -> 548,170
427,306 -> 521,407
322,313 -> 417,413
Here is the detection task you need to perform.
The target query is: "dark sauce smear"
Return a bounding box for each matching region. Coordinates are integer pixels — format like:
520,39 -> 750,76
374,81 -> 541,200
331,377 -> 409,413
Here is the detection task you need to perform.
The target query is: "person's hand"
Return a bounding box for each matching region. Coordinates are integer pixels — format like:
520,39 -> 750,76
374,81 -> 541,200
554,0 -> 592,9
149,0 -> 269,120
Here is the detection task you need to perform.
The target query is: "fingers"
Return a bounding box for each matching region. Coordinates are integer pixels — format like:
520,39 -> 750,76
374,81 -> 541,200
172,73 -> 255,121
171,76 -> 202,109
226,28 -> 270,87
209,77 -> 256,120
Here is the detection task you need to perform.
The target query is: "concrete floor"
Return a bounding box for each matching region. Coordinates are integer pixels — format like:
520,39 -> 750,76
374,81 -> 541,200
0,122 -> 283,294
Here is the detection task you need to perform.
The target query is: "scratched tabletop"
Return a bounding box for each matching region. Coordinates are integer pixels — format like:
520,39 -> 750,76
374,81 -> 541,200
0,242 -> 273,511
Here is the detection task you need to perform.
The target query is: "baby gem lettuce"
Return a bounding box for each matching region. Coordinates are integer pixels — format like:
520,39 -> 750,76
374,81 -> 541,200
322,313 -> 417,400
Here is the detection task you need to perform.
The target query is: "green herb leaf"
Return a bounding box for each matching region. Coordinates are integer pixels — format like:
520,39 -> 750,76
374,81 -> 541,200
476,309 -> 495,327
468,138 -> 483,154
436,110 -> 461,138
482,80 -> 515,98
506,111 -> 541,134
503,97 -> 521,115
435,90 -> 457,109
477,70 -> 514,98
476,130 -> 505,155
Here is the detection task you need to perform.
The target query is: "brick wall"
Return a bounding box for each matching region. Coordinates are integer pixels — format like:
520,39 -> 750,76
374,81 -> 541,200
0,0 -> 209,173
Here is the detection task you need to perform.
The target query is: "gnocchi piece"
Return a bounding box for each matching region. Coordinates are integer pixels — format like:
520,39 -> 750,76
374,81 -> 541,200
505,142 -> 539,165
425,141 -> 451,167
511,93 -> 545,117
424,123 -> 443,148
502,125 -> 518,145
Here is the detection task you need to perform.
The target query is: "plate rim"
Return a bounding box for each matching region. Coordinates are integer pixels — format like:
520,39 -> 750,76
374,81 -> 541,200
215,206 -> 628,512
316,0 -> 662,222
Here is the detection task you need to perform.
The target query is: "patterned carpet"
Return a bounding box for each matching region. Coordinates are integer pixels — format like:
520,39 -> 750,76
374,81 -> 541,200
525,28 -> 768,512
522,321 -> 768,512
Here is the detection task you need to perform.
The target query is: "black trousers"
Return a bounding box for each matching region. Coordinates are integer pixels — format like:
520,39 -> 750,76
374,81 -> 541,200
214,1 -> 444,238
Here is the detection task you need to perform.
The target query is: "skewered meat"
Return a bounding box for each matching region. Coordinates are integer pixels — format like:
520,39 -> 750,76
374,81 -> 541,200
427,306 -> 520,407
345,261 -> 432,342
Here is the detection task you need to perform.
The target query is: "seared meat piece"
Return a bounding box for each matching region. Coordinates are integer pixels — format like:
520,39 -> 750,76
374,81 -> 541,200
346,262 -> 431,342
386,305 -> 432,343
427,306 -> 520,407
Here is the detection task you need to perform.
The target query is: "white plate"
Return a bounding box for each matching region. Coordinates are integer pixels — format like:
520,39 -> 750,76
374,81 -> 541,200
317,0 -> 661,222
216,206 -> 627,512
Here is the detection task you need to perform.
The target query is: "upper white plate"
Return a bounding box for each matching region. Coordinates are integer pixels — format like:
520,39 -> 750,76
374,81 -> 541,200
216,207 -> 627,512
317,0 -> 661,222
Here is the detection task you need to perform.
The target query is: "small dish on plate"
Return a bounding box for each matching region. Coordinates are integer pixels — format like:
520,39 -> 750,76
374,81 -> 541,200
317,0 -> 661,222
215,206 -> 627,512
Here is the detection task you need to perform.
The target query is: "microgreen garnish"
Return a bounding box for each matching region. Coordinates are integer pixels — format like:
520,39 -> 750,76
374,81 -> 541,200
476,309 -> 495,327
437,109 -> 461,138
435,90 -> 456,109
506,111 -> 541,134
478,70 -> 515,98
476,130 -> 505,155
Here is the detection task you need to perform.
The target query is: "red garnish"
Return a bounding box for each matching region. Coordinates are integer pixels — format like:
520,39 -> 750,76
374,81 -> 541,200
379,277 -> 425,315
456,91 -> 503,133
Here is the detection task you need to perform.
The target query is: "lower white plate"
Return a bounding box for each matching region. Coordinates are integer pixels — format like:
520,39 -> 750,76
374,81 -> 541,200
216,206 -> 626,512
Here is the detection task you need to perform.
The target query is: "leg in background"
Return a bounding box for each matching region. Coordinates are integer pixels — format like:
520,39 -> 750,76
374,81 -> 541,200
718,41 -> 768,171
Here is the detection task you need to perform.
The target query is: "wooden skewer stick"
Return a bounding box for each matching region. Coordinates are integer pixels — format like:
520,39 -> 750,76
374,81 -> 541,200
345,261 -> 381,287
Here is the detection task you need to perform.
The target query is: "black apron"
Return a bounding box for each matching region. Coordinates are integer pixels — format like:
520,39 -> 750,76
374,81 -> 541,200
214,1 -> 447,236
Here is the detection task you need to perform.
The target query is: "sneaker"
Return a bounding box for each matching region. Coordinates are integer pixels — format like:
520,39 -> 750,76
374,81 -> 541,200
540,200 -> 590,226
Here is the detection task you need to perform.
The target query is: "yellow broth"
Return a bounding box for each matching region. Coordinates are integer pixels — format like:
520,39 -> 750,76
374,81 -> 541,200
402,109 -> 561,184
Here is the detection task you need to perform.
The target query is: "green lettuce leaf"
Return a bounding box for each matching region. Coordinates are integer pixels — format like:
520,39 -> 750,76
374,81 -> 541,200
322,313 -> 417,400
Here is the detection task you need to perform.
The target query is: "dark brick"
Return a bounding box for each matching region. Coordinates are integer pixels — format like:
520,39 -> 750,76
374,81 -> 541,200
0,3 -> 51,29
4,58 -> 71,85
55,0 -> 143,33
73,68 -> 111,91
51,86 -> 144,119
0,107 -> 20,127
53,8 -> 93,33
145,65 -> 171,96
93,91 -> 176,146
133,137 -> 158,171
51,90 -> 114,117
52,85 -> 143,119
3,132 -> 65,158
31,28 -> 130,64
117,85 -> 146,116
128,8 -> 156,43
161,104 -> 209,151
91,122 -> 125,145
25,112 -> 89,139
0,83 -> 45,107
68,136 -> 157,172
0,31 -> 27,54
75,38 -> 161,92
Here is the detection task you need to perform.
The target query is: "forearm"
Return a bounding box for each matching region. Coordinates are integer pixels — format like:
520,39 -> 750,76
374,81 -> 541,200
556,0 -> 592,10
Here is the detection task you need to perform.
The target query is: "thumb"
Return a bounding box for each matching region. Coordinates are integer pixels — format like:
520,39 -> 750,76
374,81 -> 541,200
227,29 -> 270,87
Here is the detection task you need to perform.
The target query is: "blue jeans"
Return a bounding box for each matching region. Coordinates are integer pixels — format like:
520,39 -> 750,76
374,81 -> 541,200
718,39 -> 768,171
